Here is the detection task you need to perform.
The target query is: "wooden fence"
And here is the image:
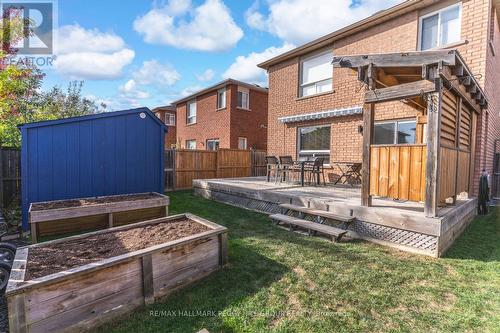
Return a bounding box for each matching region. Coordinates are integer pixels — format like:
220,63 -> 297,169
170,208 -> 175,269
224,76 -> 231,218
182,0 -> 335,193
370,144 -> 426,202
165,149 -> 267,190
0,148 -> 21,208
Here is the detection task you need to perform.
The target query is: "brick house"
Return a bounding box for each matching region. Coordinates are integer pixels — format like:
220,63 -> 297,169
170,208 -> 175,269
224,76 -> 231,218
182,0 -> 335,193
258,0 -> 500,196
152,105 -> 177,148
173,79 -> 268,151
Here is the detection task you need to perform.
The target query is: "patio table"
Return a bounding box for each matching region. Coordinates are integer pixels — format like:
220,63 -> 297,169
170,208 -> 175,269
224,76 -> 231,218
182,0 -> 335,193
333,162 -> 362,186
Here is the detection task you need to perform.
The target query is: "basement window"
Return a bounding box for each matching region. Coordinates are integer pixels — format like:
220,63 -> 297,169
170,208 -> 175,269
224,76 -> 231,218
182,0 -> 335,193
419,4 -> 461,50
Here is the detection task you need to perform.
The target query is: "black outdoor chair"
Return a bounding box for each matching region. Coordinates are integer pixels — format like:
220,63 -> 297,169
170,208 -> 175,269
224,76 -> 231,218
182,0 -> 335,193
306,157 -> 326,186
265,156 -> 282,183
279,155 -> 301,183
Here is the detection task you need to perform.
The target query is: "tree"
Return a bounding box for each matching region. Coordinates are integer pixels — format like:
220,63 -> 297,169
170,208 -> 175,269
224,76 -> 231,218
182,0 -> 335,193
37,81 -> 106,119
1,9 -> 105,148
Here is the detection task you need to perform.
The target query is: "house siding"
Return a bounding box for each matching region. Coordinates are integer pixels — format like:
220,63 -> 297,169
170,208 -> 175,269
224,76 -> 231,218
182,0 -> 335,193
176,83 -> 268,150
266,0 -> 498,193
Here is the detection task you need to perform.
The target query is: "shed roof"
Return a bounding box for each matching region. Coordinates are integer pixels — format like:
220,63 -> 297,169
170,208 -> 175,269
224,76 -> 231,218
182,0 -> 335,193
19,107 -> 167,131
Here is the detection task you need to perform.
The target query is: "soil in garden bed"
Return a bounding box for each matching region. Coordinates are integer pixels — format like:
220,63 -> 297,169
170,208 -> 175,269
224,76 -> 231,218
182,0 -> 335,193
25,218 -> 210,280
31,193 -> 163,211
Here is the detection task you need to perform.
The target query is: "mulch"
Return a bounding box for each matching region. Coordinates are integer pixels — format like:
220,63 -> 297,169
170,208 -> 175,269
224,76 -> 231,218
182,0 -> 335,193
30,193 -> 162,211
25,218 -> 209,280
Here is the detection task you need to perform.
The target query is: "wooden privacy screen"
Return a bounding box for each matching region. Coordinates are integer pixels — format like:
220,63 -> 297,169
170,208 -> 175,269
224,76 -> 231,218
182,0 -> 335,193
438,88 -> 474,202
440,90 -> 458,148
166,149 -> 265,190
370,145 -> 426,202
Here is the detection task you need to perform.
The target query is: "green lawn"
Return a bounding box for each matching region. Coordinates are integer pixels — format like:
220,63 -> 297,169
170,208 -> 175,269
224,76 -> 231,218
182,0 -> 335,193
99,191 -> 500,333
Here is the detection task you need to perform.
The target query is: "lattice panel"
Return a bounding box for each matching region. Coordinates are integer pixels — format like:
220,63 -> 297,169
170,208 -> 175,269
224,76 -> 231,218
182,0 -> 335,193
350,221 -> 438,251
197,189 -> 438,253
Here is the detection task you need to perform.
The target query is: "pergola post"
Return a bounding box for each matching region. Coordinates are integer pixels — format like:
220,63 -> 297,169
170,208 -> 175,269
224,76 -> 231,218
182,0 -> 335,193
424,79 -> 443,217
361,103 -> 375,207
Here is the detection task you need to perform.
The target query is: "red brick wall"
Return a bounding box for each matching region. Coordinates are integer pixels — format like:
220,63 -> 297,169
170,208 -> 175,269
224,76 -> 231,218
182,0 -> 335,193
480,5 -> 500,195
176,84 -> 268,150
267,0 -> 499,195
229,85 -> 268,150
153,110 -> 177,148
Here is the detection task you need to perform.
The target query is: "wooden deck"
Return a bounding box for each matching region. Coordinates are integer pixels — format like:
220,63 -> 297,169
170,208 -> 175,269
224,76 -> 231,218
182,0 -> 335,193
194,177 -> 477,257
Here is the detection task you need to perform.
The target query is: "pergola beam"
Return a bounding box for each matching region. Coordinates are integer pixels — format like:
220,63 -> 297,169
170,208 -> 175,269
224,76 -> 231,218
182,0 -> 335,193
332,50 -> 457,68
364,80 -> 436,103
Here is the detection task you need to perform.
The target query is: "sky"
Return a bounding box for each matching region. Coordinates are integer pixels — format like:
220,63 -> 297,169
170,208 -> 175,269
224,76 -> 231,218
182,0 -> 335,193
40,0 -> 403,110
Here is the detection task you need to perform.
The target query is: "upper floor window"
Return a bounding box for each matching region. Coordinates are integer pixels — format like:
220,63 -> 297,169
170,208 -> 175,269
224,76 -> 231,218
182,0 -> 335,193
187,100 -> 196,124
299,51 -> 333,97
217,88 -> 226,109
419,4 -> 461,50
237,87 -> 249,109
373,120 -> 416,145
165,113 -> 175,126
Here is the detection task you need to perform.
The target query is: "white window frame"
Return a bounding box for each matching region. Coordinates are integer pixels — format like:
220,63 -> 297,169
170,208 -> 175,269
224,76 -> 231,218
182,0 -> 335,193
418,3 -> 462,51
187,100 -> 196,124
206,138 -> 220,151
217,88 -> 226,109
165,113 -> 175,126
186,139 -> 196,150
237,87 -> 250,110
238,137 -> 247,150
373,119 -> 417,145
299,50 -> 333,98
297,125 -> 331,163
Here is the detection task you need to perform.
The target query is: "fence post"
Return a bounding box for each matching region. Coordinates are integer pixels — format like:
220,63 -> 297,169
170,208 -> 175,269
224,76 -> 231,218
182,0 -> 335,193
216,149 -> 220,178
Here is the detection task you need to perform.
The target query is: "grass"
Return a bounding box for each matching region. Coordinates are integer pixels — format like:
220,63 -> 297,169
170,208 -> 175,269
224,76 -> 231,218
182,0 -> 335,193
99,191 -> 500,333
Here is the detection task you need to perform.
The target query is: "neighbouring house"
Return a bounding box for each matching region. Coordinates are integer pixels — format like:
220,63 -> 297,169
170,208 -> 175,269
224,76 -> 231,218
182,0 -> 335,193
172,79 -> 268,151
153,105 -> 177,148
258,0 -> 500,200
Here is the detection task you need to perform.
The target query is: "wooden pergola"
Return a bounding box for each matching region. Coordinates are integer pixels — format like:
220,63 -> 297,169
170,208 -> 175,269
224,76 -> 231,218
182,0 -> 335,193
332,50 -> 487,217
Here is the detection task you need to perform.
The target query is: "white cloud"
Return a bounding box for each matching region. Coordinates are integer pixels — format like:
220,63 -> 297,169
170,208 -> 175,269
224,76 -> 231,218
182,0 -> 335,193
223,43 -> 295,85
54,25 -> 135,80
119,79 -> 150,100
133,60 -> 181,87
180,85 -> 203,97
134,0 -> 243,52
196,69 -> 215,82
245,0 -> 403,45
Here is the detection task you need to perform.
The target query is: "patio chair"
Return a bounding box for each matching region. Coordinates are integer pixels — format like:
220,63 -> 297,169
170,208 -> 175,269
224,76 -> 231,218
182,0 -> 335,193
336,163 -> 362,186
279,155 -> 301,183
265,156 -> 282,183
306,157 -> 326,186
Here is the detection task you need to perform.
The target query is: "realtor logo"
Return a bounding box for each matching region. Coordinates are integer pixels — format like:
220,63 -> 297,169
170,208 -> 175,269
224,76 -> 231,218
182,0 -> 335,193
1,0 -> 55,55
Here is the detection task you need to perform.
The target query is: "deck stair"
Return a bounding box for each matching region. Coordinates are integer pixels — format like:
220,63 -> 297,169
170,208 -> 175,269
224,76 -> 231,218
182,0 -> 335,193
269,214 -> 348,242
279,203 -> 355,225
270,203 -> 356,242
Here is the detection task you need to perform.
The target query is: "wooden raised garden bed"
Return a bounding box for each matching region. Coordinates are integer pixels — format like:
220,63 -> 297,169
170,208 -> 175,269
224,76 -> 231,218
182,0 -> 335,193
6,213 -> 228,333
29,192 -> 169,243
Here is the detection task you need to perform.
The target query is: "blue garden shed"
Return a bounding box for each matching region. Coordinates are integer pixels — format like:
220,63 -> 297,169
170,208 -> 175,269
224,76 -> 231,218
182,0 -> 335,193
20,107 -> 166,230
